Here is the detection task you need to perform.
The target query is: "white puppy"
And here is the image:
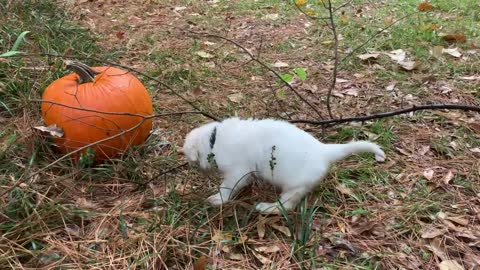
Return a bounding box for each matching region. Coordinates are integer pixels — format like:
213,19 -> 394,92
182,118 -> 386,213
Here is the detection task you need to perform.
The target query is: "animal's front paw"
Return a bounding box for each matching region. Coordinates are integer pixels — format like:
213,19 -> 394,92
375,149 -> 386,162
255,202 -> 280,214
207,193 -> 227,206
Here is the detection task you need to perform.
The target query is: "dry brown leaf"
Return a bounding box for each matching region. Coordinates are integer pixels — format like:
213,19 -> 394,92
357,53 -> 380,60
196,51 -> 214,59
192,86 -> 203,96
426,238 -> 447,260
343,87 -> 359,97
421,226 -> 447,239
423,168 -> 435,180
443,48 -> 462,58
75,197 -> 97,209
431,46 -> 444,57
438,260 -> 465,270
445,216 -> 468,226
385,82 -> 396,91
335,184 -> 355,198
212,230 -> 232,243
442,170 -> 455,185
383,16 -> 394,26
255,245 -> 280,254
417,2 -> 433,12
34,124 -> 64,137
257,217 -> 266,239
351,221 -> 377,235
115,31 -> 125,40
424,23 -> 438,31
270,223 -> 291,237
227,253 -> 244,261
442,34 -> 467,44
386,49 -> 406,62
398,60 -> 420,71
340,15 -> 349,24
252,251 -> 272,265
272,61 -> 289,68
227,93 -> 244,103
193,256 -> 207,270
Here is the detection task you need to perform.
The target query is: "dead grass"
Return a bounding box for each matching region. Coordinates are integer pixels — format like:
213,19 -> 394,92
1,0 -> 480,269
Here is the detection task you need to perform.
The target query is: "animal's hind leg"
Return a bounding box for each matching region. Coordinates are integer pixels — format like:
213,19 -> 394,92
255,186 -> 309,213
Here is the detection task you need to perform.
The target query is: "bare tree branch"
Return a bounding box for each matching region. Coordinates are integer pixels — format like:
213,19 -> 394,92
187,31 -> 325,120
289,104 -> 480,126
325,0 -> 339,119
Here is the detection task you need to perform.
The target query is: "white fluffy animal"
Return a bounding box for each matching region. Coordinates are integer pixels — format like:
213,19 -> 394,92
182,118 -> 386,213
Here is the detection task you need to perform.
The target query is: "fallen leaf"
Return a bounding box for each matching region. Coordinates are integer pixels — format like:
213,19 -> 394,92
398,60 -> 420,71
459,75 -> 480,81
385,82 -> 396,91
272,61 -> 289,68
257,216 -> 266,239
115,31 -> 125,39
470,147 -> 480,153
252,251 -> 272,265
426,238 -> 447,260
340,15 -> 349,24
442,34 -> 467,44
445,216 -> 468,226
357,52 -> 380,60
227,253 -> 244,261
417,2 -> 433,12
270,223 -> 291,237
294,0 -> 307,6
443,47 -> 462,58
174,6 -> 187,11
442,170 -> 455,185
418,145 -> 431,156
34,124 -> 64,137
263,13 -> 279,20
212,230 -> 232,243
343,87 -> 359,97
438,260 -> 465,270
424,23 -> 438,31
203,41 -> 216,46
421,226 -> 447,239
255,245 -> 280,253
193,256 -> 207,270
196,51 -> 214,59
386,49 -> 406,62
192,86 -> 203,96
383,16 -> 394,26
351,221 -> 376,235
75,197 -> 96,209
431,46 -> 444,57
227,93 -> 244,103
423,168 -> 435,181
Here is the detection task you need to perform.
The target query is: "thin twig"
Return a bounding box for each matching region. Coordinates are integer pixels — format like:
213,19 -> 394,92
341,12 -> 413,62
325,0 -> 339,119
289,104 -> 480,126
33,99 -> 203,118
187,31 -> 324,120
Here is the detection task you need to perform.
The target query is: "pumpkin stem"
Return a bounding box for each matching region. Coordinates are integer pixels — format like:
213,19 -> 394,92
64,60 -> 99,83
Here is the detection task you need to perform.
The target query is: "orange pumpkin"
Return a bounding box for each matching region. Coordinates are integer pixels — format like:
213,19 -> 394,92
41,60 -> 153,160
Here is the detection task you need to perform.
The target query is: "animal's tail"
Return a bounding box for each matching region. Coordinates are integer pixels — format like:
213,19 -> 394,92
324,141 -> 386,163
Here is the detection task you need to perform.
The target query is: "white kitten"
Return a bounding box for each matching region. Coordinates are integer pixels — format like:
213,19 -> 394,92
182,118 -> 386,213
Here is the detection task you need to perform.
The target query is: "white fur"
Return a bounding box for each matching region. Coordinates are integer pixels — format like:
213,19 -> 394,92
182,118 -> 386,213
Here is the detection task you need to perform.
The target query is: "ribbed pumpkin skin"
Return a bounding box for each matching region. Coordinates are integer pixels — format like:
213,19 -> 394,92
41,66 -> 153,160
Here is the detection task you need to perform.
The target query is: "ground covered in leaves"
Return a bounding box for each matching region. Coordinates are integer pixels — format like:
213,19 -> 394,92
1,0 -> 479,269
